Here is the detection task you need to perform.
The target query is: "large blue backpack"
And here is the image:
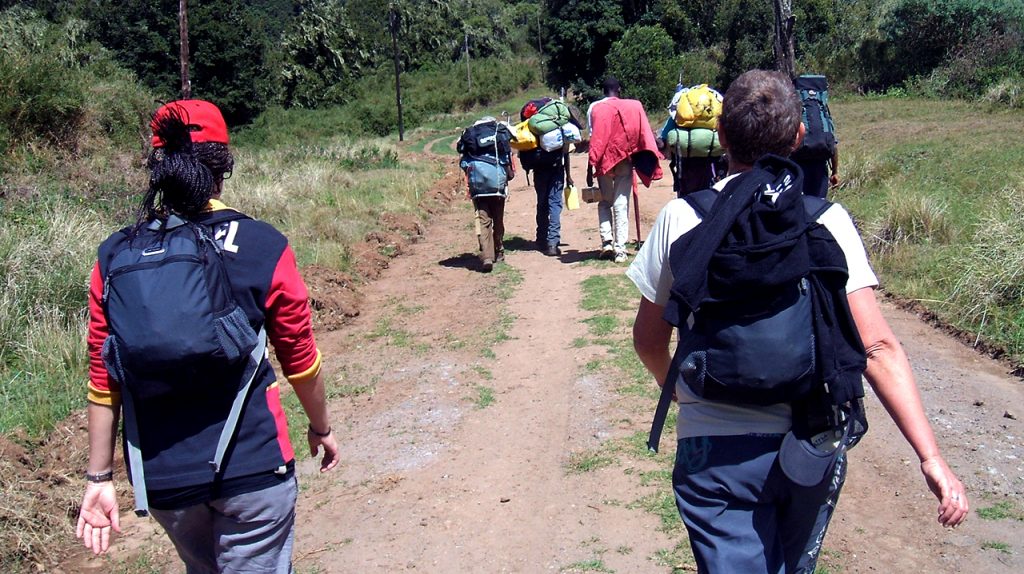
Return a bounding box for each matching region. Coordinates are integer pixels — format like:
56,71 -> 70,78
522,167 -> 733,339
100,213 -> 265,516
458,120 -> 512,197
791,74 -> 836,162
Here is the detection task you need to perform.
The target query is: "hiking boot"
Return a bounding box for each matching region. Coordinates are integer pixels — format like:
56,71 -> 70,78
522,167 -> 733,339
481,259 -> 493,272
544,245 -> 562,256
613,251 -> 628,264
599,242 -> 614,260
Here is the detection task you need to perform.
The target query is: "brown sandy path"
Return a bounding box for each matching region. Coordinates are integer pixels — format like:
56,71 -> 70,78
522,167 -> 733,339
291,156 -> 679,573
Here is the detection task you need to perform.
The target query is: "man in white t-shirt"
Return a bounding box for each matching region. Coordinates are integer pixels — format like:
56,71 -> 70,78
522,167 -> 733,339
627,69 -> 967,574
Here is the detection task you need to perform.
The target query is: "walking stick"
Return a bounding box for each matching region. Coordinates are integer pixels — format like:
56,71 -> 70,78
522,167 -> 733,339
632,171 -> 641,247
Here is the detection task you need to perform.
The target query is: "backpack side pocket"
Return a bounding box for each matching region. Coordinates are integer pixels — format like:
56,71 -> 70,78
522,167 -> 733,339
215,306 -> 259,364
101,335 -> 128,384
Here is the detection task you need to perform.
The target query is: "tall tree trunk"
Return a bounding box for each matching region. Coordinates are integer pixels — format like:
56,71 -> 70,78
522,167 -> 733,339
771,0 -> 795,79
179,0 -> 191,98
389,5 -> 404,141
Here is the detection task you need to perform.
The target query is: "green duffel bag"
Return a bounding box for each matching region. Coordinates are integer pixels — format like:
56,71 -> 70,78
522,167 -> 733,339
527,100 -> 572,135
666,127 -> 723,158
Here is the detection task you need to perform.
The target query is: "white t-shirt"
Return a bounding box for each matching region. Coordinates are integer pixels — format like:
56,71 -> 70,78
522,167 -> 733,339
586,97 -> 614,137
626,174 -> 878,438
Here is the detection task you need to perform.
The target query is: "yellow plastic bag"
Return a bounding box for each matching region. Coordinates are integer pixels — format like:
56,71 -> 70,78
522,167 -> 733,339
564,184 -> 580,210
674,84 -> 723,130
510,120 -> 538,151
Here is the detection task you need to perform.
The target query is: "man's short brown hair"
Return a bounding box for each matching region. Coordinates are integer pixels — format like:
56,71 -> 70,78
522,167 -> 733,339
719,70 -> 802,165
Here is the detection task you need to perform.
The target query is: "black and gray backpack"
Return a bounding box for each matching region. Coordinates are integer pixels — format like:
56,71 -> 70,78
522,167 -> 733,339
647,155 -> 867,453
101,213 -> 266,515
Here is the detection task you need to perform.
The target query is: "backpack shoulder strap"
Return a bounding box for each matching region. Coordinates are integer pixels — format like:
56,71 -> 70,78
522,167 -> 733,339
682,187 -> 718,218
802,195 -> 832,222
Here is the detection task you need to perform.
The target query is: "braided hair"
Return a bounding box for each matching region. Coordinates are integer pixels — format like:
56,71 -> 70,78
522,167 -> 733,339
136,108 -> 213,229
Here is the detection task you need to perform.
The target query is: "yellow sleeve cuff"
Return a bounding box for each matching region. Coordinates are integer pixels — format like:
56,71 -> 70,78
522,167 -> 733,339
87,384 -> 121,406
286,350 -> 322,385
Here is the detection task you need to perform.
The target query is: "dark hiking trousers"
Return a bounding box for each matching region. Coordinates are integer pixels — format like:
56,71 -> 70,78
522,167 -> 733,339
671,156 -> 716,198
672,434 -> 846,574
796,159 -> 830,199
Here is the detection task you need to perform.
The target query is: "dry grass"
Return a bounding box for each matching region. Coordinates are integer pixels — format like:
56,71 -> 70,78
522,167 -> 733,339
863,192 -> 955,253
951,185 -> 1024,335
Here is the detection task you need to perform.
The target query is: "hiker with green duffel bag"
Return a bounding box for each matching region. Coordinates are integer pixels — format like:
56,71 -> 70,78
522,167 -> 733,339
657,83 -> 726,198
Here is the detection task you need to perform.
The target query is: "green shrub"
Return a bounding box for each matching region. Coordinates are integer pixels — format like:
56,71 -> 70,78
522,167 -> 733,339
984,78 -> 1024,108
677,48 -> 724,90
867,0 -> 1024,91
0,8 -> 151,154
0,9 -> 88,148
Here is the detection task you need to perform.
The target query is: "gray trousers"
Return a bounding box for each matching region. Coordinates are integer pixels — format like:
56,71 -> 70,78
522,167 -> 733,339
673,434 -> 845,574
149,477 -> 298,574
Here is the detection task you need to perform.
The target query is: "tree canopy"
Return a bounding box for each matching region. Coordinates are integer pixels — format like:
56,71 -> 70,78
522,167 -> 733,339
1,0 -> 1021,126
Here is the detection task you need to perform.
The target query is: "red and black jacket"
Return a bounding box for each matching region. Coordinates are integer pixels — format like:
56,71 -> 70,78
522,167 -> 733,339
87,201 -> 320,493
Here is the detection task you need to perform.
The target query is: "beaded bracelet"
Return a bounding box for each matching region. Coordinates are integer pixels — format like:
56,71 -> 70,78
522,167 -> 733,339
85,470 -> 114,483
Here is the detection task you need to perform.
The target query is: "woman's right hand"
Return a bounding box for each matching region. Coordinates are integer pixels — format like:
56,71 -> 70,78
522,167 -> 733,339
76,481 -> 121,554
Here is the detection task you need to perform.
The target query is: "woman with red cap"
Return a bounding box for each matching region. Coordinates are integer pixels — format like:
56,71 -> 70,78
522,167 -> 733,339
76,100 -> 339,572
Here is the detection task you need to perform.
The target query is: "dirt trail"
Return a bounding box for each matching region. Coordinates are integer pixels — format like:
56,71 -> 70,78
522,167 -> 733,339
67,147 -> 1024,573
289,156 -> 680,572
295,150 -> 1024,573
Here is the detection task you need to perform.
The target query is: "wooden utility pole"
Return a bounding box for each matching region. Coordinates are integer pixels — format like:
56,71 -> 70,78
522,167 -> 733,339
771,0 -> 796,79
464,30 -> 471,90
536,7 -> 543,55
179,0 -> 191,98
389,5 -> 404,141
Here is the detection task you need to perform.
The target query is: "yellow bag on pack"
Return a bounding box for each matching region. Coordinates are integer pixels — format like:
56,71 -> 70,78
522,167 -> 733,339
674,84 -> 723,130
510,120 -> 538,151
564,184 -> 580,210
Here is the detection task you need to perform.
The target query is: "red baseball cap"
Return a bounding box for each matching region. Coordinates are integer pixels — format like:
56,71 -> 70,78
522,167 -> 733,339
151,100 -> 229,147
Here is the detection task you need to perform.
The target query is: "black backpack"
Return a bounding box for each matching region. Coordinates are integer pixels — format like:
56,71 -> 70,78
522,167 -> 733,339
519,147 -> 564,173
457,120 -> 512,161
101,214 -> 259,398
647,156 -> 867,453
101,213 -> 266,515
791,74 -> 836,162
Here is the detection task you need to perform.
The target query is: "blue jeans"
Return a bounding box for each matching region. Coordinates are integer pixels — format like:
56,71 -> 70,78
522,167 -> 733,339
149,476 -> 298,573
673,434 -> 845,574
533,166 -> 564,247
